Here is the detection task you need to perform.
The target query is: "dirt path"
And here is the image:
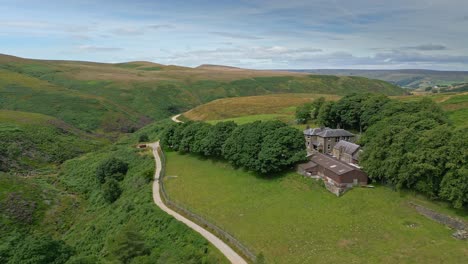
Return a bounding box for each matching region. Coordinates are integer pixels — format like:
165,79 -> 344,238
149,141 -> 247,264
171,114 -> 183,123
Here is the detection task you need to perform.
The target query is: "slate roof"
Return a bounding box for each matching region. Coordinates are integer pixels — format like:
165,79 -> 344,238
303,127 -> 354,138
298,161 -> 318,170
333,141 -> 360,155
310,153 -> 355,175
318,129 -> 354,137
303,127 -> 328,136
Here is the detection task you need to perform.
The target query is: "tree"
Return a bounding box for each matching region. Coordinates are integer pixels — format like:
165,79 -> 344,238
359,98 -> 449,193
439,128 -> 468,208
179,122 -> 210,153
295,103 -> 312,124
9,235 -> 74,264
310,97 -> 326,120
200,121 -> 237,157
96,157 -> 129,183
257,126 -> 307,173
316,101 -> 335,127
171,122 -> 191,151
223,121 -> 298,174
160,123 -> 179,148
360,94 -> 390,131
102,178 -> 122,203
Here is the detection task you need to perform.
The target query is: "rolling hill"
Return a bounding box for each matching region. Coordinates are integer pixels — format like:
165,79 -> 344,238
0,54 -> 404,134
285,69 -> 468,89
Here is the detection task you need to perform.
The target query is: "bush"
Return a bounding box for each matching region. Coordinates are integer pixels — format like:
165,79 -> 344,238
0,192 -> 37,224
8,234 -> 74,264
142,169 -> 154,183
138,134 -> 149,143
102,178 -> 122,203
107,225 -> 150,264
96,157 -> 128,183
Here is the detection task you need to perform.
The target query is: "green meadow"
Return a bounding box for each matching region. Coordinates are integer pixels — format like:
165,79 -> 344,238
164,151 -> 468,264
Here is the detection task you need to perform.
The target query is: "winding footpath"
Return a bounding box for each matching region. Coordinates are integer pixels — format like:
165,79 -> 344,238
171,114 -> 183,123
149,141 -> 247,264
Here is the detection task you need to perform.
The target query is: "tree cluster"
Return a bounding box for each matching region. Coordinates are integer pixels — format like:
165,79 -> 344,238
95,157 -> 128,203
161,120 -> 307,174
312,93 -> 467,208
295,97 -> 325,124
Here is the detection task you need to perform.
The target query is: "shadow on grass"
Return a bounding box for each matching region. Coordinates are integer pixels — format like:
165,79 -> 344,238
166,149 -> 291,181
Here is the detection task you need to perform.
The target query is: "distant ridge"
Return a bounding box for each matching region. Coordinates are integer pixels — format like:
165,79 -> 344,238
196,64 -> 244,70
276,69 -> 468,88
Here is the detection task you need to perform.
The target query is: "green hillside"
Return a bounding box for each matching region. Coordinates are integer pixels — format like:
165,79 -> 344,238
0,54 -> 408,263
0,54 -> 405,134
0,110 -> 105,172
0,133 -> 227,263
292,69 -> 468,89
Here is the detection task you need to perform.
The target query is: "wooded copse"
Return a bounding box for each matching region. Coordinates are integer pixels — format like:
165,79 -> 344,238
297,93 -> 468,208
161,120 -> 307,174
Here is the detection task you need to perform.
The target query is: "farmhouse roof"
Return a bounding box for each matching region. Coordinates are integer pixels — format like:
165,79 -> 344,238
310,153 -> 356,176
303,127 -> 329,136
317,129 -> 354,138
298,161 -> 317,170
304,127 -> 354,138
333,141 -> 360,155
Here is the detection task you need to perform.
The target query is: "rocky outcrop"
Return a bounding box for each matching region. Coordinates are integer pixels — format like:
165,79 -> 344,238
409,202 -> 467,240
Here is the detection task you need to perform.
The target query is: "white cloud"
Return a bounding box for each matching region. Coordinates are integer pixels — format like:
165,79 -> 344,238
77,45 -> 122,52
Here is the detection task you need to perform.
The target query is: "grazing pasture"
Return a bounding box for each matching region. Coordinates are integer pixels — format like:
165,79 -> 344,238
164,151 -> 468,264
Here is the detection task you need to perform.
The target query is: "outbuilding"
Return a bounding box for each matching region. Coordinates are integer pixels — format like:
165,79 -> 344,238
298,153 -> 368,196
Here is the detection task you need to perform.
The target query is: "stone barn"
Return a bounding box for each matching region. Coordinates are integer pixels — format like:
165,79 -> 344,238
298,153 -> 368,196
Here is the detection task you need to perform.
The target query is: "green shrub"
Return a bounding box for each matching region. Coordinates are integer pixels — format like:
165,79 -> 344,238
107,225 -> 150,263
138,134 -> 149,143
102,178 -> 122,203
8,234 -> 74,264
95,157 -> 128,183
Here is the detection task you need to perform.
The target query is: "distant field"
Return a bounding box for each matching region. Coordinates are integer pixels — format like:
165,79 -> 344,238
185,92 -> 468,128
184,93 -> 341,124
394,92 -> 468,127
164,151 -> 468,264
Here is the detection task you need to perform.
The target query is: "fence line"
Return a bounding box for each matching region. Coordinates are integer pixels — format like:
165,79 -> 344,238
156,147 -> 257,263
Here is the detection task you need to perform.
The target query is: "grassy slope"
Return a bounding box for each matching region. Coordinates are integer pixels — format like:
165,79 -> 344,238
56,141 -> 227,263
164,151 -> 468,264
184,92 -> 468,128
0,126 -> 228,263
184,93 -> 340,121
0,110 -> 105,172
0,54 -> 404,134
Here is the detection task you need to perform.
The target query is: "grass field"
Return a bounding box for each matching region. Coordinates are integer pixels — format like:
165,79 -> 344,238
164,151 -> 468,264
185,92 -> 468,128
184,93 -> 340,127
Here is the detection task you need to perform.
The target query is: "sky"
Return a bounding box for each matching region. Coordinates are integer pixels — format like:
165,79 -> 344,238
1,0 -> 467,70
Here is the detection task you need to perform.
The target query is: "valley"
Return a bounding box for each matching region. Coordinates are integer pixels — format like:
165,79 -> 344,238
1,54 -> 466,264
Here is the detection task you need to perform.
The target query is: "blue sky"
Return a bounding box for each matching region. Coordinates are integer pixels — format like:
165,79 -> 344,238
1,0 -> 467,70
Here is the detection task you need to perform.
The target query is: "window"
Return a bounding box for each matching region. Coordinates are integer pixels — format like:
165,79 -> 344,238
327,144 -> 331,150
328,138 -> 331,142
335,138 -> 339,142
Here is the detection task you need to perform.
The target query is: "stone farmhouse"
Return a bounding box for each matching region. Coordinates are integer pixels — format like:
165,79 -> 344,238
298,127 -> 368,196
332,141 -> 361,164
304,127 -> 355,154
